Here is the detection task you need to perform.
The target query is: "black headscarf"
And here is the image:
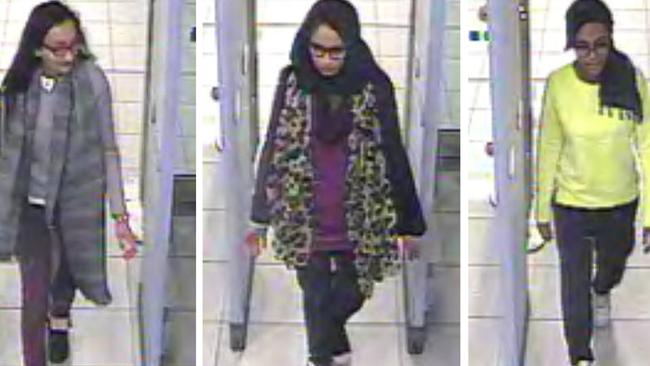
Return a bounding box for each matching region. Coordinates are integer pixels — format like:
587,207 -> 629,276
290,0 -> 382,143
565,0 -> 643,122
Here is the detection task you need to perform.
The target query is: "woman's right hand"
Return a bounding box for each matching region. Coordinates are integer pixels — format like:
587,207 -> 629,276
244,229 -> 267,257
536,222 -> 553,242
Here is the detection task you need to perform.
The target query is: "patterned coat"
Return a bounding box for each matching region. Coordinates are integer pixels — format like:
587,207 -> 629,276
251,66 -> 426,297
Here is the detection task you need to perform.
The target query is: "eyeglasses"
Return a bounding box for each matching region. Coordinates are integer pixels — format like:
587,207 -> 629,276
42,42 -> 82,58
309,42 -> 346,61
574,40 -> 611,58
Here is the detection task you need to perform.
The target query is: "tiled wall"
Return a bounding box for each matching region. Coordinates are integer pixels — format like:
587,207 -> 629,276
431,0 -> 461,129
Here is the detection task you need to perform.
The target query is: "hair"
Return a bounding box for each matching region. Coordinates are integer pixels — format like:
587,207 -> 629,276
1,1 -> 93,95
304,0 -> 361,46
290,0 -> 377,97
565,0 -> 613,50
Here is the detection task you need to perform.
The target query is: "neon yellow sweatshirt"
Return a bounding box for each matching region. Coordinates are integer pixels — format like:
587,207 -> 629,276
535,63 -> 650,227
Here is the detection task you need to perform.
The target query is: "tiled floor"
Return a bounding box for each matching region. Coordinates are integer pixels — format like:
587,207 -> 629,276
468,1 -> 650,365
0,1 -> 149,365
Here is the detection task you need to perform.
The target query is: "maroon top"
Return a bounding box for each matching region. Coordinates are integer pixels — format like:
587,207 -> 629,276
311,133 -> 354,252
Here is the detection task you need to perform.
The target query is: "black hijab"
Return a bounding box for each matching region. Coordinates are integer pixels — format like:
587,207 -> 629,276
565,0 -> 643,122
290,0 -> 382,143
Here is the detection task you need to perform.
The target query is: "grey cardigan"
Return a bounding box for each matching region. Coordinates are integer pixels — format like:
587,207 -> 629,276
0,60 -> 125,304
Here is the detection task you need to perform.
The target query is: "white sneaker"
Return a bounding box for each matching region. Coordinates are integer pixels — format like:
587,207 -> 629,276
332,352 -> 352,366
576,360 -> 592,366
593,292 -> 611,328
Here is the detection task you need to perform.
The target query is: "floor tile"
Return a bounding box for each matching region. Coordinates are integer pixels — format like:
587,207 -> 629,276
163,311 -> 196,366
468,266 -> 500,318
203,262 -> 228,322
400,324 -> 460,366
0,308 -> 136,366
468,318 -> 500,366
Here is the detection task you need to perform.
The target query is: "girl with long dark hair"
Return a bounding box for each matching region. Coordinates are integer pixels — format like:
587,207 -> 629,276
246,1 -> 426,365
0,2 -> 138,365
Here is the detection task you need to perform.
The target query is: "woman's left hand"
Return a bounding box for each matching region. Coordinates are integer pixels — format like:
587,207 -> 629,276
115,220 -> 139,260
642,228 -> 650,254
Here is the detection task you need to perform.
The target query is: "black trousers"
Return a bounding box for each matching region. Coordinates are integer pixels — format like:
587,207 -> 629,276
296,251 -> 365,365
17,204 -> 76,366
553,199 -> 637,365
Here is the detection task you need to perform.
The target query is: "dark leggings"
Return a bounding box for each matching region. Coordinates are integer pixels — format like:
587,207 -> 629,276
17,204 -> 76,366
553,199 -> 637,365
296,251 -> 365,366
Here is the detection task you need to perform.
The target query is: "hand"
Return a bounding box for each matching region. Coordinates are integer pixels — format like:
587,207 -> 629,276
244,229 -> 267,257
398,236 -> 420,260
536,222 -> 553,242
642,228 -> 650,254
115,220 -> 138,260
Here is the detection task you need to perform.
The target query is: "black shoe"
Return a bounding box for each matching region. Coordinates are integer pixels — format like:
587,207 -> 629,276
48,329 -> 70,363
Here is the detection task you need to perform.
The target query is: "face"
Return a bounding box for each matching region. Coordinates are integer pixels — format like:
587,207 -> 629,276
573,22 -> 611,81
309,23 -> 346,77
39,21 -> 80,76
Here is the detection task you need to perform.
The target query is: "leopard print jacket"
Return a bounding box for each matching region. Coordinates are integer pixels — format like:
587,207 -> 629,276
265,71 -> 400,298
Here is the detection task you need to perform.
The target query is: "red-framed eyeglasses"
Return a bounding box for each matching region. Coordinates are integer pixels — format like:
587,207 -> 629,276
42,41 -> 83,58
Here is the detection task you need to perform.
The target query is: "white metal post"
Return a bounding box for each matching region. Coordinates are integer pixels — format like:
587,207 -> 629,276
216,0 -> 257,351
487,1 -> 530,365
401,0 -> 449,354
140,0 -> 182,364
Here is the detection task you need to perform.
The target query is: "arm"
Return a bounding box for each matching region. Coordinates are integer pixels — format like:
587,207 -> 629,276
88,64 -> 136,259
634,72 -> 650,228
534,76 -> 563,223
250,66 -> 292,226
93,68 -> 127,216
377,76 -> 426,236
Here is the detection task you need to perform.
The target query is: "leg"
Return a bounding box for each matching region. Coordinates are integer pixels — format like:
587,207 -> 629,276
48,244 -> 74,363
17,205 -> 51,366
553,205 -> 594,364
50,245 -> 76,319
592,200 -> 637,295
297,253 -> 335,365
329,253 -> 364,356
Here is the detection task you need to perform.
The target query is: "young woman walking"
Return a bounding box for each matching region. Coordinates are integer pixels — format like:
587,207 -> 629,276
246,1 -> 426,365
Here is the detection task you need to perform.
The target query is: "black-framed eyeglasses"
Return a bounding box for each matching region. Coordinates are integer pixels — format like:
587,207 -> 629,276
574,40 -> 611,58
42,42 -> 82,58
309,42 -> 346,61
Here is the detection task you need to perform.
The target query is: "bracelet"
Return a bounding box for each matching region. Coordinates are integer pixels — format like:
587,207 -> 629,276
111,213 -> 129,223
